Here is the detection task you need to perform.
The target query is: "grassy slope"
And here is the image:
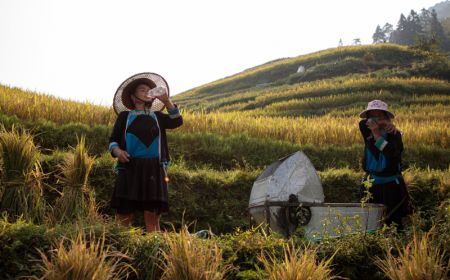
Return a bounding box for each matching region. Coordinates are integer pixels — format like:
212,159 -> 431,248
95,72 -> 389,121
0,44 -> 448,170
175,44 -> 426,99
0,43 -> 449,233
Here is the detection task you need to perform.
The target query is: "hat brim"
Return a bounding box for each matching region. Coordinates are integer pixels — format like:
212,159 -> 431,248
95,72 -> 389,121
113,72 -> 170,115
359,109 -> 395,119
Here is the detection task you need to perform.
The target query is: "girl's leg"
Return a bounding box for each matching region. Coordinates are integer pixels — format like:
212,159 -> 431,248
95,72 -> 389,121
144,211 -> 160,232
116,213 -> 134,227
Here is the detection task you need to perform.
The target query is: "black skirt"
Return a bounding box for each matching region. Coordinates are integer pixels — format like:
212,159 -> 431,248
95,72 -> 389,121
366,176 -> 412,226
111,158 -> 169,214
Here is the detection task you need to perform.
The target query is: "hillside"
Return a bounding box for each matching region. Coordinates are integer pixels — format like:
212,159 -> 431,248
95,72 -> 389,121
173,44 -> 450,114
0,44 -> 449,228
0,44 -> 449,279
1,44 -> 449,171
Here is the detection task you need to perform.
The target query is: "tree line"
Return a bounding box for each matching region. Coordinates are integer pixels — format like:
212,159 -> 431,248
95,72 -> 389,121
373,9 -> 450,51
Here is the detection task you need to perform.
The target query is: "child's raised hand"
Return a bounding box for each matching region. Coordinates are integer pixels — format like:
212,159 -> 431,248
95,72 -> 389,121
366,118 -> 379,132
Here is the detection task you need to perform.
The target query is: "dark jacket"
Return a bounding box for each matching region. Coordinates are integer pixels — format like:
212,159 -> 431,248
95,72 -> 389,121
359,119 -> 403,177
109,109 -> 183,166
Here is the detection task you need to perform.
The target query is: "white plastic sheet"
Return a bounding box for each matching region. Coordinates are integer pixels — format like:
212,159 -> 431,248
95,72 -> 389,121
249,151 -> 324,207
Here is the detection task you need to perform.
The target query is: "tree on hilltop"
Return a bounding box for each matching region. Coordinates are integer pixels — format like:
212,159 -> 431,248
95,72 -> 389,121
373,23 -> 394,43
382,23 -> 394,42
405,10 -> 424,44
373,4 -> 450,51
373,25 -> 386,44
390,14 -> 408,44
429,9 -> 449,50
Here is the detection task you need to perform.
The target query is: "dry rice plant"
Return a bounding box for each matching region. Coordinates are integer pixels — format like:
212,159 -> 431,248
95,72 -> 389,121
179,109 -> 450,148
52,136 -> 98,224
0,85 -> 115,125
160,226 -> 232,280
258,244 -> 336,280
33,231 -> 134,280
2,81 -> 450,148
0,126 -> 44,222
375,230 -> 450,280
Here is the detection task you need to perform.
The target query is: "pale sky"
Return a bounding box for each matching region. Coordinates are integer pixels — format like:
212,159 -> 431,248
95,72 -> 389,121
0,0 -> 441,105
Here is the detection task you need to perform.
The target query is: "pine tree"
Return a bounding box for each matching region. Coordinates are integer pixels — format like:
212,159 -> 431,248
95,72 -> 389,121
442,17 -> 450,33
405,9 -> 424,45
390,14 -> 408,44
378,7 -> 450,51
382,23 -> 394,42
439,7 -> 450,51
420,8 -> 432,34
429,9 -> 449,50
392,10 -> 424,46
372,25 -> 386,44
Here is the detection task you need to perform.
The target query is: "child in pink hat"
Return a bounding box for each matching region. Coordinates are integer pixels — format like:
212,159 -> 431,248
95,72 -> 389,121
359,100 -> 411,230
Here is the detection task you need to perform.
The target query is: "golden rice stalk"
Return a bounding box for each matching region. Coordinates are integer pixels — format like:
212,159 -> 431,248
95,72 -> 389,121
258,243 -> 336,280
34,231 -> 134,280
160,226 -> 232,280
53,136 -> 98,224
0,126 -> 44,222
375,230 -> 450,280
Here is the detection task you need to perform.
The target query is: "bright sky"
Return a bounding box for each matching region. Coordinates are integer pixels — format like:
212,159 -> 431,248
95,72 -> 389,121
0,0 -> 441,105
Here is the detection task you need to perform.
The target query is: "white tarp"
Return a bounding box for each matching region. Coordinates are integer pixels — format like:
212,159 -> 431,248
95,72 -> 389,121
249,151 -> 324,207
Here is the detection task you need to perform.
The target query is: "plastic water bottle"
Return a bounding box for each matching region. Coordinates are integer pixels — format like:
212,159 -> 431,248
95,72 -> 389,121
146,86 -> 167,98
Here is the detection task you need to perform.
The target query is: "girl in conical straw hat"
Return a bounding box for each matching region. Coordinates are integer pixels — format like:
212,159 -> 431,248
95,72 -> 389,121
109,72 -> 183,232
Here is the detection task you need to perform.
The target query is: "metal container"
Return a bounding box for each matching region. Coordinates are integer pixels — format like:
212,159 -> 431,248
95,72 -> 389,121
248,151 -> 385,239
303,203 -> 385,239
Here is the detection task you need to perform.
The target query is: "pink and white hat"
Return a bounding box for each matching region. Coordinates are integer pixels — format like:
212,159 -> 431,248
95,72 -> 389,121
359,100 -> 395,119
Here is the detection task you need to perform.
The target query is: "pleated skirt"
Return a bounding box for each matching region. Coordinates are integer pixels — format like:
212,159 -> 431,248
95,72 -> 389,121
111,158 -> 169,214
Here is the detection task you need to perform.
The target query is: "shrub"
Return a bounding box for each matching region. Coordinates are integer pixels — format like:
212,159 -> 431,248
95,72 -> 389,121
120,230 -> 165,280
218,227 -> 286,279
0,217 -> 53,278
316,231 -> 393,279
